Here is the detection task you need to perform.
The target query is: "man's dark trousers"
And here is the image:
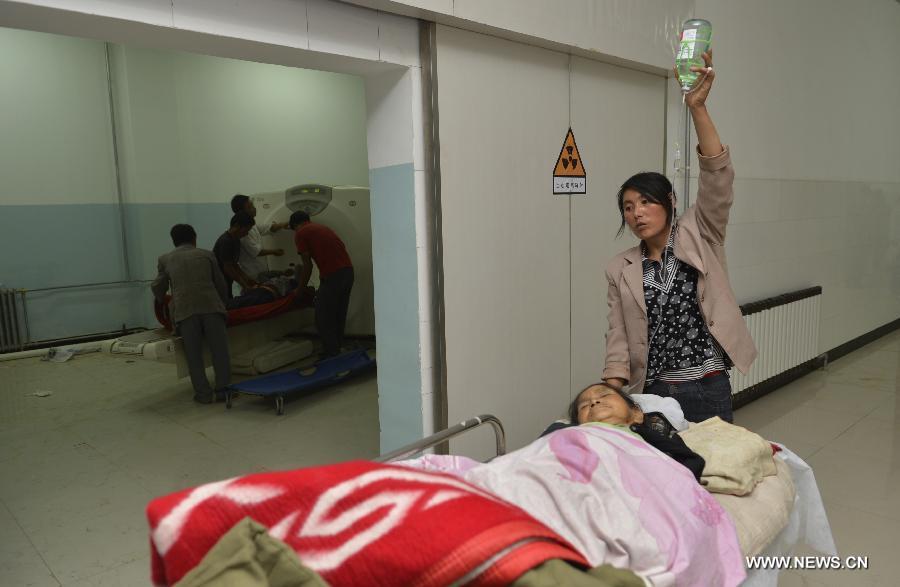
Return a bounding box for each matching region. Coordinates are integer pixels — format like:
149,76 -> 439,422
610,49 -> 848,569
316,267 -> 354,357
178,312 -> 230,397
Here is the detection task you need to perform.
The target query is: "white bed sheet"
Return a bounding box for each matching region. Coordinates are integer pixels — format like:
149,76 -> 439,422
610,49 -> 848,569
740,445 -> 837,587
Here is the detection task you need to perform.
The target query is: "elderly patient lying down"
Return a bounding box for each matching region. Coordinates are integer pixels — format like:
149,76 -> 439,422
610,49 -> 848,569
541,382 -> 706,481
405,388 -> 748,587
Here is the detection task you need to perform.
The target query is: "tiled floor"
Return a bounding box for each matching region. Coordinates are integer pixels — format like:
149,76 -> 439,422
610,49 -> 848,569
734,330 -> 900,586
1,330 -> 898,586
0,352 -> 379,586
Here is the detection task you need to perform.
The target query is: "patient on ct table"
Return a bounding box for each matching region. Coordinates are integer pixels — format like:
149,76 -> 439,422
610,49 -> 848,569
225,271 -> 301,310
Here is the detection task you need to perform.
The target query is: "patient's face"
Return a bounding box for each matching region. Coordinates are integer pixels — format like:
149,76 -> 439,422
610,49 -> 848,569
576,385 -> 638,426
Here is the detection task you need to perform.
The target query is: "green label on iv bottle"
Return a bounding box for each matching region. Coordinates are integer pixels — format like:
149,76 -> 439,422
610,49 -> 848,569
676,19 -> 712,92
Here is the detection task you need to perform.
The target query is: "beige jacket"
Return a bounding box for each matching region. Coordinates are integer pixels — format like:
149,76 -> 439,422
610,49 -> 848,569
602,147 -> 756,392
151,244 -> 228,325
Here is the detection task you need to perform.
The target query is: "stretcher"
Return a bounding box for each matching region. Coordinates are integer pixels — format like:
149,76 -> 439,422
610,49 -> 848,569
383,414 -> 837,587
225,348 -> 376,415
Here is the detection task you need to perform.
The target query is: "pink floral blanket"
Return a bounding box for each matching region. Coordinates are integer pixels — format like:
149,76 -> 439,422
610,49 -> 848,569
403,422 -> 746,587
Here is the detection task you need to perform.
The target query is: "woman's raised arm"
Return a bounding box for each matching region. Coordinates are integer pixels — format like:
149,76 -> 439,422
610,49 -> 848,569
677,50 -> 723,157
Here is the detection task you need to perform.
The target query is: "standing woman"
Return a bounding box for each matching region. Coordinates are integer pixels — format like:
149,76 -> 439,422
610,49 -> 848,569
601,50 -> 756,423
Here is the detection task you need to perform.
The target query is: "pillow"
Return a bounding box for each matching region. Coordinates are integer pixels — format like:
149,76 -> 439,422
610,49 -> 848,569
630,394 -> 689,431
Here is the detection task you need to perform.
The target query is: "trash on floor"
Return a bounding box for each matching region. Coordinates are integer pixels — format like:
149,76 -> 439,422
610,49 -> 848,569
31,390 -> 53,397
42,346 -> 100,363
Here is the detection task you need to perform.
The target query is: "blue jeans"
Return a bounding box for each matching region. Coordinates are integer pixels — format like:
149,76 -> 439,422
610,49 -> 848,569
643,372 -> 734,423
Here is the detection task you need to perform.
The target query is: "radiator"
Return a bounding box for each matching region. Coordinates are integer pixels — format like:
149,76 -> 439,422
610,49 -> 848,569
0,288 -> 25,353
731,286 -> 822,399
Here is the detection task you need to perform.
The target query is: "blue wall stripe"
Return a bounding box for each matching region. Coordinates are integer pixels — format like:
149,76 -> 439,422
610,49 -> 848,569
369,163 -> 424,453
0,202 -> 232,341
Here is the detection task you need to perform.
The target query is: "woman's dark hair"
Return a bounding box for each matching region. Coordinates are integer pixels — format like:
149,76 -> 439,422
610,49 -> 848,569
230,194 -> 250,213
568,382 -> 638,424
616,172 -> 675,237
170,223 -> 196,247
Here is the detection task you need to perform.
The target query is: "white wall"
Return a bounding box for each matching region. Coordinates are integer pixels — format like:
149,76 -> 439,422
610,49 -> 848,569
437,25 -> 668,457
437,25 -> 572,457
345,0 -> 692,71
569,57 -> 666,394
111,45 -> 370,206
0,28 -> 117,206
0,0 -> 417,70
419,0 -> 899,453
690,0 -> 900,351
352,0 -> 900,364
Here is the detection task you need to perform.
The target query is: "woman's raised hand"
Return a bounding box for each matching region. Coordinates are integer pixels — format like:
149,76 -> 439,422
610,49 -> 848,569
674,49 -> 714,110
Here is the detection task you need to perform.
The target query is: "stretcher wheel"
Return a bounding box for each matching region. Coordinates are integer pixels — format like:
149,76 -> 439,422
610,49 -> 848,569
275,396 -> 285,416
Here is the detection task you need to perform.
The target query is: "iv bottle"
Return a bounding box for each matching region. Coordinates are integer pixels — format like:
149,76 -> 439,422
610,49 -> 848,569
676,19 -> 712,92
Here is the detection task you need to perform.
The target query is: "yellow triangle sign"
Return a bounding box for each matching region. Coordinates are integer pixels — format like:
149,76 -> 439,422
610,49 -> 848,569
553,128 -> 586,194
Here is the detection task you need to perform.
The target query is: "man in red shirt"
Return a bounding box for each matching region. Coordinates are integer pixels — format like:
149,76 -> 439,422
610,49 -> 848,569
288,211 -> 354,357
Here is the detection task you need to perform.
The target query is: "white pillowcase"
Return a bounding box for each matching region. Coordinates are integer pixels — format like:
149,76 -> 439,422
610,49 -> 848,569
630,394 -> 689,431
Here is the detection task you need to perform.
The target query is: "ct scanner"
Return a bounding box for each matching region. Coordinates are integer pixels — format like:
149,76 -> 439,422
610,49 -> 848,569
252,184 -> 375,337
102,183 -> 375,378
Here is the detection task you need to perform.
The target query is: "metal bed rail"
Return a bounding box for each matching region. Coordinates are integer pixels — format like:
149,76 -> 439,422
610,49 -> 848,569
376,414 -> 506,463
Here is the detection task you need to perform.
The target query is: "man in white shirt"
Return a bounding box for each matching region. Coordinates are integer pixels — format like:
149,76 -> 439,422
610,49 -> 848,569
230,194 -> 289,287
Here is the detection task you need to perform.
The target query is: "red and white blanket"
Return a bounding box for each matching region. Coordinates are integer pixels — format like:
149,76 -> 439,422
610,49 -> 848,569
146,460 -> 587,586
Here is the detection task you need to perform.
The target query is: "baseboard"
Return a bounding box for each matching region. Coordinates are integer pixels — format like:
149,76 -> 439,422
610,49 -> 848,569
824,317 -> 900,364
19,327 -> 148,352
734,316 -> 900,410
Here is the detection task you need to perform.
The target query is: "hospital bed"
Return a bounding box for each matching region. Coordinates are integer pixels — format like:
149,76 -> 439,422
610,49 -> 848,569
377,414 -> 836,587
146,411 -> 835,587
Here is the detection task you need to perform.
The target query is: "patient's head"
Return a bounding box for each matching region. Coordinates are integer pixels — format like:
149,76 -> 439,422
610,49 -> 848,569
570,383 -> 643,426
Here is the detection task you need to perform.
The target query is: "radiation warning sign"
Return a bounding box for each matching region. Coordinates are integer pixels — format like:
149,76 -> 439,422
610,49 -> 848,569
553,128 -> 586,195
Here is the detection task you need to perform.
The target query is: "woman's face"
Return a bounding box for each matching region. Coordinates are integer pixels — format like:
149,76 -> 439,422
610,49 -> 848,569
575,385 -> 639,426
622,189 -> 669,241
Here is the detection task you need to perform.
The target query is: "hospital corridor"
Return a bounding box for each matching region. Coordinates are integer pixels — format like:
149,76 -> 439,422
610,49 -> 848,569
1,0 -> 899,586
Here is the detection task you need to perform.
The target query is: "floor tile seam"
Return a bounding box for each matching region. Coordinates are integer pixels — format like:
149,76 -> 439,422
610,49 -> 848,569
827,375 -> 900,388
826,361 -> 899,373
822,500 -> 900,529
71,439 -> 165,495
0,497 -> 63,586
816,442 -> 900,465
822,494 -> 900,529
195,427 -> 239,455
794,569 -> 882,586
60,552 -> 150,584
824,367 -> 898,380
783,570 -> 830,587
800,444 -> 825,461
793,401 -> 886,421
820,380 -> 898,393
776,417 -> 865,456
825,500 -> 900,525
811,409 -> 876,449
